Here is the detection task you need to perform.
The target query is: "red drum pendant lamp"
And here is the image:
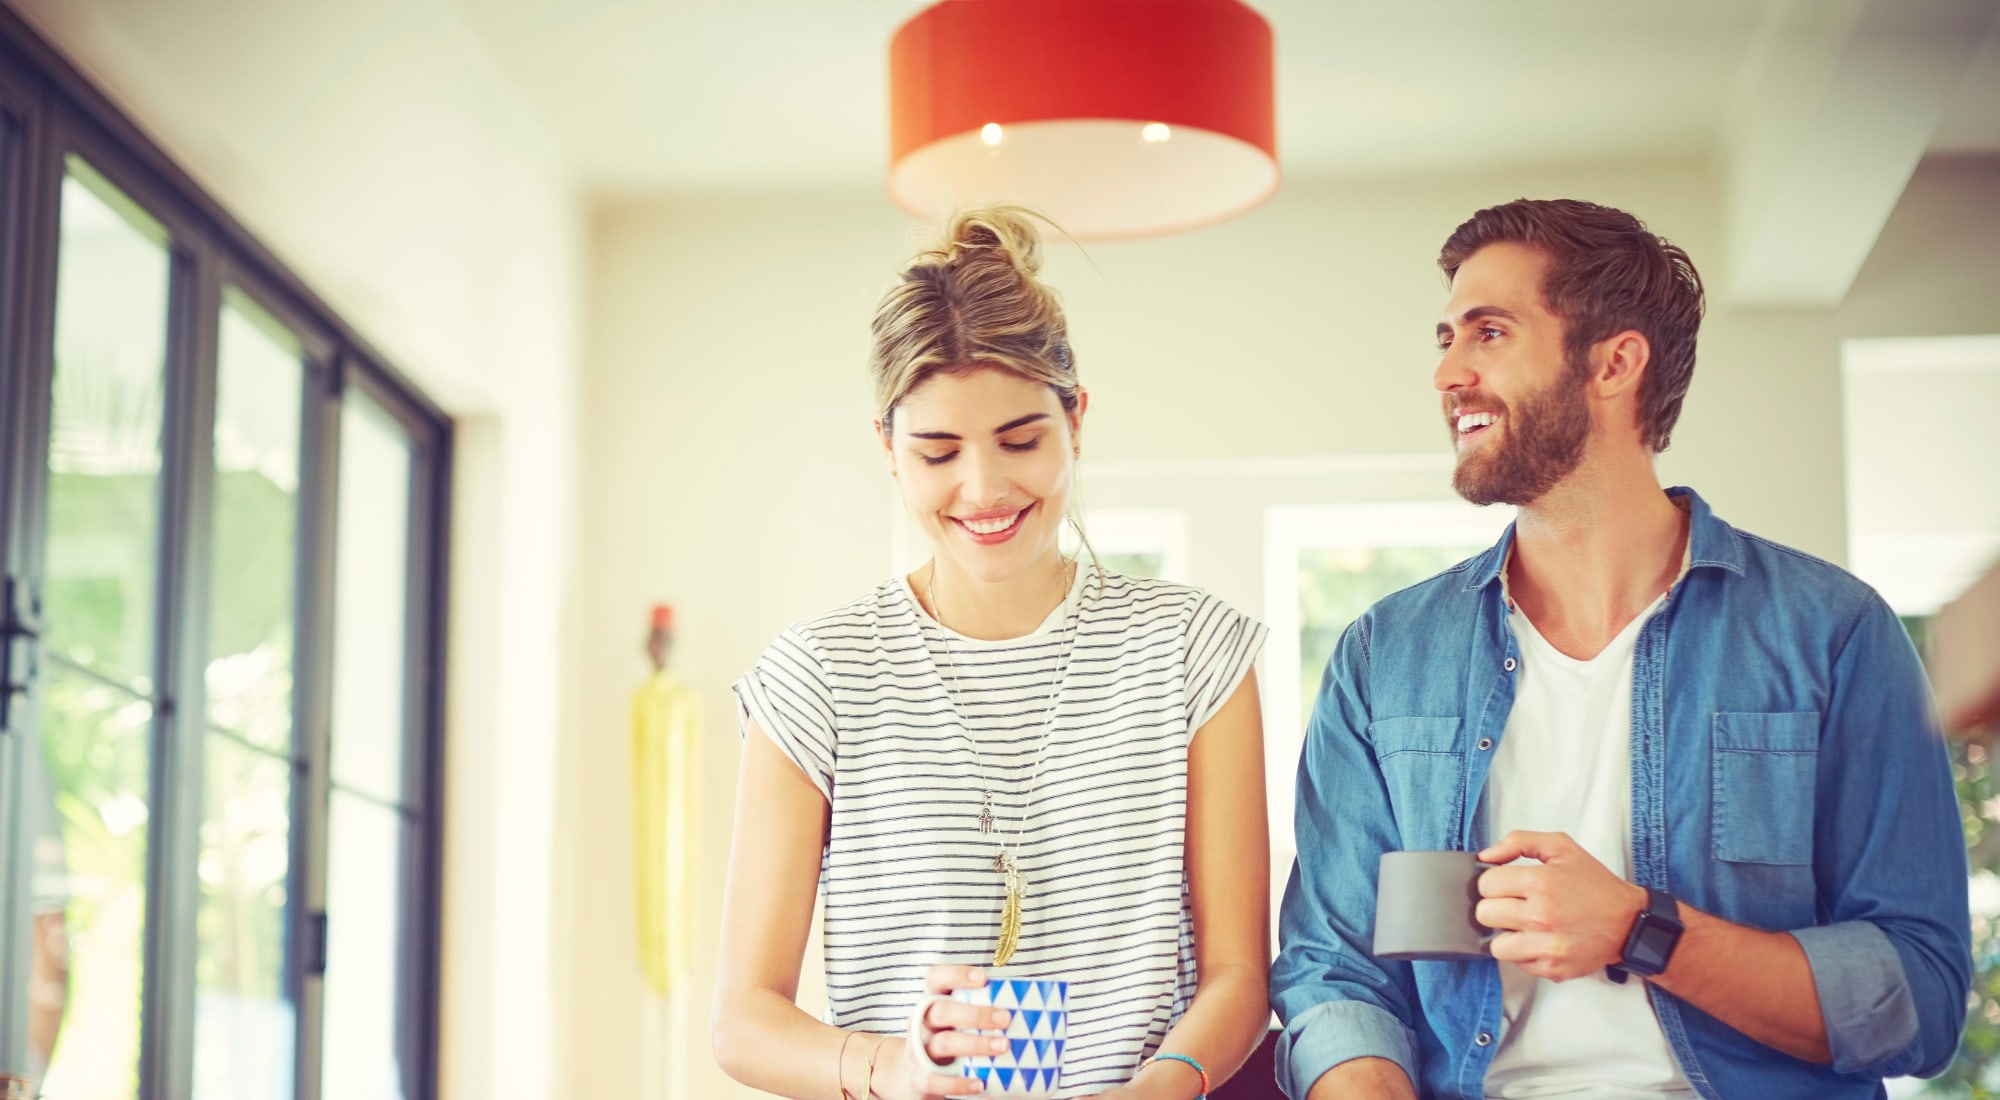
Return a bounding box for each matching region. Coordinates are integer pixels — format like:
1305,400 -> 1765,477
888,0 -> 1279,240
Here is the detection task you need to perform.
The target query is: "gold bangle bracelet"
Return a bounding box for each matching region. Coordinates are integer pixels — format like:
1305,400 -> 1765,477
863,1033 -> 893,1099
836,1029 -> 863,1100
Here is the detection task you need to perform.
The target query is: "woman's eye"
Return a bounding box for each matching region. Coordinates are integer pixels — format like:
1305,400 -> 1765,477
1001,438 -> 1042,453
919,451 -> 958,466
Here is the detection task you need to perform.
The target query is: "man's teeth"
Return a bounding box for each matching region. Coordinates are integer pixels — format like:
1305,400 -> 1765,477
961,511 -> 1024,535
1456,411 -> 1499,433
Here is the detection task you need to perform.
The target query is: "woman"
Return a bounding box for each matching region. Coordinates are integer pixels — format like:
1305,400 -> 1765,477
713,207 -> 1270,1100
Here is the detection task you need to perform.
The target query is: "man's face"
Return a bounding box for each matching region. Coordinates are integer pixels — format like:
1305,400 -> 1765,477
1434,242 -> 1593,507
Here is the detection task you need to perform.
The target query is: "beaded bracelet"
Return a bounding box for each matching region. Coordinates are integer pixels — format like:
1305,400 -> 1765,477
1143,1052 -> 1209,1099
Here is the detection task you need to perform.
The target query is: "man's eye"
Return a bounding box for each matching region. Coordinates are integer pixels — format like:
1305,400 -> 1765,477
1480,327 -> 1504,341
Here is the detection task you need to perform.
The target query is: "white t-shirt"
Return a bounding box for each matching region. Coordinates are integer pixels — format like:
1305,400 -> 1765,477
1482,595 -> 1696,1099
734,569 -> 1265,1097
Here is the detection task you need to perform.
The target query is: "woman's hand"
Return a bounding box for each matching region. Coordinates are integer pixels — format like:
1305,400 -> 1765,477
876,964 -> 1014,1099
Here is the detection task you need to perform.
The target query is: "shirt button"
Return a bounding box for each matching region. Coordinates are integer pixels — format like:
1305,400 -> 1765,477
1476,1032 -> 1494,1047
1477,738 -> 1494,751
1503,657 -> 1517,672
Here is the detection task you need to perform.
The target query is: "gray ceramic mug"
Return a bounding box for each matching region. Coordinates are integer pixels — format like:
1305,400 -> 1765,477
1373,850 -> 1501,960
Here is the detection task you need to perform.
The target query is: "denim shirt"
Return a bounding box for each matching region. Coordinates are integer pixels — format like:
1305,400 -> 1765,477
1271,487 -> 1971,1100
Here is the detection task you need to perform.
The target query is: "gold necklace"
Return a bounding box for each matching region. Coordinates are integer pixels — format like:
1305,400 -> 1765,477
924,558 -> 1079,966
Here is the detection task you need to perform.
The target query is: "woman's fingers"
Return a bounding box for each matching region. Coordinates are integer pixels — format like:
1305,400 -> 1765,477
922,964 -> 987,994
926,1027 -> 1012,1061
911,1070 -> 986,1096
924,998 -> 1011,1033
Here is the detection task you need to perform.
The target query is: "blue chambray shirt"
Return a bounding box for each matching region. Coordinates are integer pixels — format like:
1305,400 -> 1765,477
1271,487 -> 1972,1100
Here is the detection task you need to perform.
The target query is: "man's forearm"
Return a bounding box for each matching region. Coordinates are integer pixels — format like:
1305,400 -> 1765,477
1647,903 -> 1830,1064
1305,1056 -> 1417,1100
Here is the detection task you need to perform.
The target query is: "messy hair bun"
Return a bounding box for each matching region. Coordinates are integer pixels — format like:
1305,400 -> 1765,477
870,205 -> 1078,428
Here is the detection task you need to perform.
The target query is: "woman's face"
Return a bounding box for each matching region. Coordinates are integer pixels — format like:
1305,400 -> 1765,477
880,367 -> 1085,586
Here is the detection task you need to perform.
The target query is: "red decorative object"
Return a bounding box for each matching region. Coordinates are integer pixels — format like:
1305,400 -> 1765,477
889,0 -> 1279,240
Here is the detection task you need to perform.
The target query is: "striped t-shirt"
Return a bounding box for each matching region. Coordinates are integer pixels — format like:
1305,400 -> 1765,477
734,568 -> 1266,1096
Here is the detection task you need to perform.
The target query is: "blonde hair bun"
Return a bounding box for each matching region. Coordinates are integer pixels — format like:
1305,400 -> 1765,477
870,204 -> 1076,425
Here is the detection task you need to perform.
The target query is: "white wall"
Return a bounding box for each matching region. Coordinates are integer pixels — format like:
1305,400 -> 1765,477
576,155 -> 2000,1098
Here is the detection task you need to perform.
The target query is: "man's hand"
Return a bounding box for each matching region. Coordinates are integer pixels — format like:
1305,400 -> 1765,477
1476,831 -> 1647,982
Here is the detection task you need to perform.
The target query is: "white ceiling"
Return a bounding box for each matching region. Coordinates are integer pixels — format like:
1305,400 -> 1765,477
440,0 -> 2000,195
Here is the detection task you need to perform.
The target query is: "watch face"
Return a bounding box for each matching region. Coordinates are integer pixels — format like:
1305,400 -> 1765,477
1629,922 -> 1677,971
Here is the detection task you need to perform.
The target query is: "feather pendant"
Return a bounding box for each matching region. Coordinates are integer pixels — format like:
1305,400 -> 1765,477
993,859 -> 1023,967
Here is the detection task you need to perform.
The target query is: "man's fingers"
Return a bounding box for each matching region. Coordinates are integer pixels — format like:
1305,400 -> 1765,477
1488,929 -> 1548,965
1480,830 -> 1574,864
1475,897 -> 1530,931
1477,864 -> 1538,899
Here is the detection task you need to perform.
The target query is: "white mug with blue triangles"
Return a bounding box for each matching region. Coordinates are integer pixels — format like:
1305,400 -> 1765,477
949,975 -> 1067,1096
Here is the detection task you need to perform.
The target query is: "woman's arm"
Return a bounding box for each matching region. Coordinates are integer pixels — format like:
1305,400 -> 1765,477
713,723 -> 996,1099
713,723 -> 867,1097
1117,670 -> 1273,1100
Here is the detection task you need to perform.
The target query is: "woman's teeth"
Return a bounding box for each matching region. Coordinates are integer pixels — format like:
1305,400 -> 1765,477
960,510 -> 1024,535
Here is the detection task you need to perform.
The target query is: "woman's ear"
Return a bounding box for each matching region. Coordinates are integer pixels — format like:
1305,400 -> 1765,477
873,417 -> 896,477
1068,388 -> 1089,454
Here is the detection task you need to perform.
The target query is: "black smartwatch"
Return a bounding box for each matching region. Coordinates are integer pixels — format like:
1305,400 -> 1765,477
1607,886 -> 1684,984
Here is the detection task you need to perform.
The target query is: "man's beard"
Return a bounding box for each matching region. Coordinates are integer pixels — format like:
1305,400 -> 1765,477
1452,353 -> 1592,507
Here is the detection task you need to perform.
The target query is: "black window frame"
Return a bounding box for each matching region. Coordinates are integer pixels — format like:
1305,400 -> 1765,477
0,5 -> 452,1099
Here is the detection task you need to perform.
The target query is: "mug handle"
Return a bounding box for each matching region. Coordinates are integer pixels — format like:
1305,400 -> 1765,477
907,993 -> 962,1071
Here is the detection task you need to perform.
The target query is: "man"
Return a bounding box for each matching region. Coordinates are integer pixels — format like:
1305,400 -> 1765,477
1270,198 -> 1971,1099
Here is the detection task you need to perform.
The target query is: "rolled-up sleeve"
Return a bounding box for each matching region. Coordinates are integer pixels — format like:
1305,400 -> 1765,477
1272,618 -> 1425,1097
1791,921 -> 1920,1073
1804,595 -> 1972,1080
1275,999 -> 1419,1099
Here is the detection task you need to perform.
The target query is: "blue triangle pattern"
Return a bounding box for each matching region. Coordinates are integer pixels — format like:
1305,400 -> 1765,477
998,1066 -> 1018,1090
1019,1009 -> 1043,1035
1053,1038 -> 1066,1062
1007,1037 -> 1028,1062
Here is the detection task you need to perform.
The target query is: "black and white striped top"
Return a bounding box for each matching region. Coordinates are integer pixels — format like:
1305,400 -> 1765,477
734,569 -> 1265,1096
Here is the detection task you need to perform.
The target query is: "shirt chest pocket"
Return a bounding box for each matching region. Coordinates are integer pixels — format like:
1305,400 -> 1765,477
1712,711 -> 1821,866
1369,716 -> 1465,851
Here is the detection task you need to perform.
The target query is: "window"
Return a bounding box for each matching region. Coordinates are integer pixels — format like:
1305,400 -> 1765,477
0,12 -> 449,1098
1262,501 -> 1510,906
322,389 -> 420,1100
1074,508 -> 1189,581
193,290 -> 308,1100
39,155 -> 171,1100
1841,335 -> 2000,1095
